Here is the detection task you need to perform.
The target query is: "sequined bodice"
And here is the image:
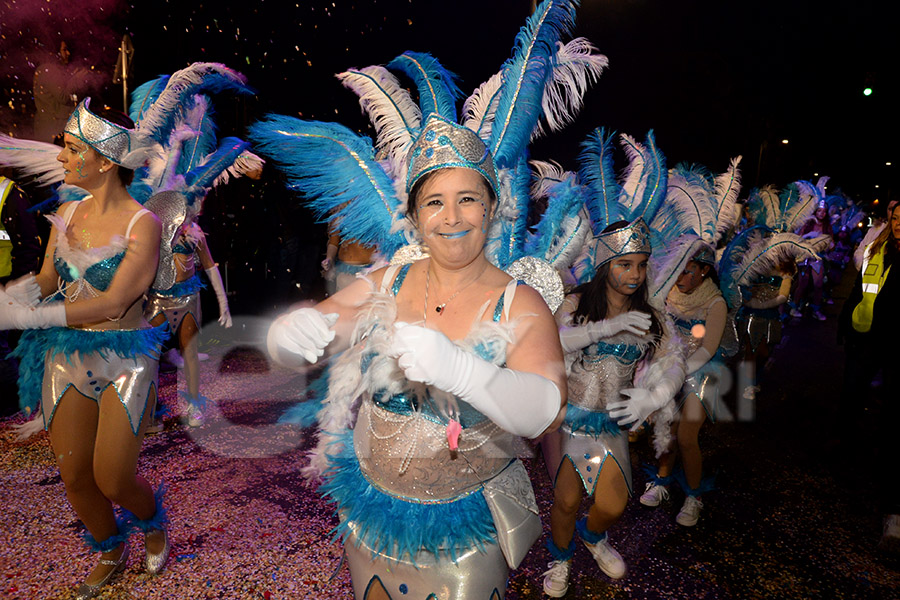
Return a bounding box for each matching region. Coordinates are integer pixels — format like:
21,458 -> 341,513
55,251 -> 125,292
568,332 -> 648,413
668,305 -> 708,355
354,263 -> 522,501
742,275 -> 782,303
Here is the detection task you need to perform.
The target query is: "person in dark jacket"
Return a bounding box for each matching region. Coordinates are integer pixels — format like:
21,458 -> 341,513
838,201 -> 899,552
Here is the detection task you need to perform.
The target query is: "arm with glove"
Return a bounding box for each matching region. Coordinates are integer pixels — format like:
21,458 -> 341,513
195,229 -> 232,328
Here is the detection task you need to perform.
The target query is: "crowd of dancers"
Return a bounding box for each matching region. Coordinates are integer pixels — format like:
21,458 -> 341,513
0,1 -> 896,598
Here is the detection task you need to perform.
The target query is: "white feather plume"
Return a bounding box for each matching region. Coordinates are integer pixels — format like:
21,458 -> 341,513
462,71 -> 503,140
529,159 -> 570,200
754,185 -> 780,228
735,231 -> 818,288
533,38 -> 608,139
712,156 -> 742,243
336,66 -> 421,178
784,181 -> 818,233
0,135 -> 65,186
212,150 -> 266,187
652,168 -> 716,243
618,133 -> 646,215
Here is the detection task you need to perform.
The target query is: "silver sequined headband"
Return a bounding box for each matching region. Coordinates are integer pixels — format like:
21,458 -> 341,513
593,218 -> 652,267
405,113 -> 499,199
64,98 -> 137,167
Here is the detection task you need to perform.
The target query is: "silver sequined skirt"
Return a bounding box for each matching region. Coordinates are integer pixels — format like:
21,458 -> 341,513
145,291 -> 201,334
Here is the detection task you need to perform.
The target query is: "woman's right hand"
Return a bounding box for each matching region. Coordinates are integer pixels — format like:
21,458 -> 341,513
5,274 -> 41,307
266,308 -> 339,366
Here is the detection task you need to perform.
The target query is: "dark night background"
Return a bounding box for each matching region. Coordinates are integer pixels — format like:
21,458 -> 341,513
1,0 -> 897,313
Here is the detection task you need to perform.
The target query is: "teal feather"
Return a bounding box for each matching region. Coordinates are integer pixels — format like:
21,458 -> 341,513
248,115 -> 406,258
387,51 -> 463,122
578,127 -> 620,233
489,0 -> 579,168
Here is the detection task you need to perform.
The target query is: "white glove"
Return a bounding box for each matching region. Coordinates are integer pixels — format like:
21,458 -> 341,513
5,274 -> 41,307
266,307 -> 339,366
0,291 -> 67,330
684,347 -> 711,375
559,311 -> 651,352
204,266 -> 232,328
388,323 -> 561,438
320,257 -> 333,271
607,387 -> 667,432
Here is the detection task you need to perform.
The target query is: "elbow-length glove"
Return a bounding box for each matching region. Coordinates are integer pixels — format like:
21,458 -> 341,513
266,307 -> 339,367
388,323 -> 561,439
558,311 -> 651,353
0,288 -> 66,329
205,266 -> 232,328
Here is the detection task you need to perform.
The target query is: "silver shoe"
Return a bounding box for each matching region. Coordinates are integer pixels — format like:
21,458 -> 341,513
145,527 -> 170,575
75,543 -> 129,599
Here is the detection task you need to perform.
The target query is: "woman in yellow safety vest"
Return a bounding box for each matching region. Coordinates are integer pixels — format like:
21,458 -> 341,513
837,201 -> 899,552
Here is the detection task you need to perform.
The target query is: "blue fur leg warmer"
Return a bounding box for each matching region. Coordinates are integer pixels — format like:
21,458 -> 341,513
575,517 -> 608,545
545,537 -> 576,561
642,463 -> 675,486
124,484 -> 168,532
676,469 -> 716,497
82,513 -> 131,553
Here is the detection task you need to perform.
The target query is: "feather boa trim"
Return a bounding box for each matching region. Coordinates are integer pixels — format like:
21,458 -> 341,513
633,317 -> 685,457
152,273 -> 205,297
81,514 -> 131,553
319,430 -> 496,563
11,323 -> 169,413
563,404 -> 623,437
675,469 -> 715,497
123,483 -> 168,532
545,537 -> 576,561
575,517 -> 607,544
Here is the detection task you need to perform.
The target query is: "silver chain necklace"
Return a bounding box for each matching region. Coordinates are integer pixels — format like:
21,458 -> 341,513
424,262 -> 486,322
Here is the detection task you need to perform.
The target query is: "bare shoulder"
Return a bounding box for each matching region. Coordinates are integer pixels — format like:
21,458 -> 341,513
508,283 -> 554,319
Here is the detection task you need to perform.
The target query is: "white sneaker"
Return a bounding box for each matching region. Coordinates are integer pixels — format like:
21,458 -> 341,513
879,514 -> 900,553
542,559 -> 571,597
676,496 -> 703,527
639,483 -> 669,507
583,536 -> 626,580
789,308 -> 803,318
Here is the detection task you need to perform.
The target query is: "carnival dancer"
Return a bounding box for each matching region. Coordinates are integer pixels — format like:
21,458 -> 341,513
125,64 -> 258,427
640,160 -> 743,526
790,195 -> 834,321
542,129 -> 685,596
252,2 -> 613,596
0,100 -> 170,598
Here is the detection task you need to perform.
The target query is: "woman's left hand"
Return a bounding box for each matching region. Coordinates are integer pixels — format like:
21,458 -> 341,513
388,323 -> 470,394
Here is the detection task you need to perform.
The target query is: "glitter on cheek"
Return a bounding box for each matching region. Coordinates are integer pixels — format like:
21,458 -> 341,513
74,150 -> 88,179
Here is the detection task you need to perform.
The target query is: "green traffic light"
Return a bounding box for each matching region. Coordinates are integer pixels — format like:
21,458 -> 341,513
863,87 -> 873,96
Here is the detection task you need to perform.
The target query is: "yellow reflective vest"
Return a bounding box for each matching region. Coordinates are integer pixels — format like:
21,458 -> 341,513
852,240 -> 891,333
0,177 -> 14,278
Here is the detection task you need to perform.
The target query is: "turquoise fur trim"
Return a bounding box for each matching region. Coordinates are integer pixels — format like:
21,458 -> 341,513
564,405 -> 623,437
12,324 -> 169,414
575,518 -> 607,545
278,364 -> 330,427
123,484 -> 168,532
81,513 -> 131,553
152,273 -> 205,297
319,431 -> 496,563
641,464 -> 674,486
675,469 -> 715,497
546,537 -> 576,561
178,391 -> 209,410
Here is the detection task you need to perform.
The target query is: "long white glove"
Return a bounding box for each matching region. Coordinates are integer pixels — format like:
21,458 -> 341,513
204,266 -> 232,328
5,274 -> 41,307
0,290 -> 67,330
608,363 -> 683,431
684,347 -> 711,375
388,323 -> 561,439
559,311 -> 651,353
266,307 -> 339,367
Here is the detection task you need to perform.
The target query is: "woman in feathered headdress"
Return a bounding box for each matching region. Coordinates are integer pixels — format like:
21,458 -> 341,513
541,128 -> 686,596
0,99 -> 169,598
639,158 -> 742,527
788,178 -> 834,321
0,62 -> 257,597
126,67 -> 259,428
251,2 -> 607,597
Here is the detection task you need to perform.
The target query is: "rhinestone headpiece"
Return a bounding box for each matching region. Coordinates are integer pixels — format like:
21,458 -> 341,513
64,98 -> 136,167
692,243 -> 716,266
405,114 -> 499,198
593,218 -> 652,267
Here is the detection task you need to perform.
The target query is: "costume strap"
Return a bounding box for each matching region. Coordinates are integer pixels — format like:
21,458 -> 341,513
124,208 -> 152,239
62,200 -> 84,228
